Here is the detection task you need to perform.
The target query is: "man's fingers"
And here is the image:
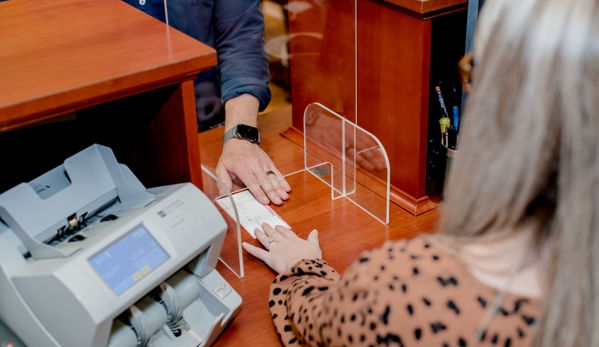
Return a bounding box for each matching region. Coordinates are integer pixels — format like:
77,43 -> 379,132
252,169 -> 285,205
257,175 -> 283,205
248,183 -> 272,205
271,167 -> 292,193
264,176 -> 288,204
218,140 -> 291,205
215,165 -> 234,195
235,170 -> 270,204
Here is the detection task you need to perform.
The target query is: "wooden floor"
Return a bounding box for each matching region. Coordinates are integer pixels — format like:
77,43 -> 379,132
199,106 -> 442,346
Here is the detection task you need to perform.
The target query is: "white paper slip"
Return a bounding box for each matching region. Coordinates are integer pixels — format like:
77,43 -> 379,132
215,190 -> 290,238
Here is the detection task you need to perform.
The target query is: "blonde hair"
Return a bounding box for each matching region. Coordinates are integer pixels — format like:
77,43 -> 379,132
439,0 -> 599,345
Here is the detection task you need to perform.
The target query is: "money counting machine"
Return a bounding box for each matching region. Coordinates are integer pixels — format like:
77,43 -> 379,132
0,144 -> 241,347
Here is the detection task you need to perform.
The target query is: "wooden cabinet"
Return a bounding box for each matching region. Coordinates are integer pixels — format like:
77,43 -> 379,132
0,0 -> 216,193
284,0 -> 467,215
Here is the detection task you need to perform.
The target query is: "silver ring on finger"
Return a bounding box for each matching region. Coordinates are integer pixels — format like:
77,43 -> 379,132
266,237 -> 275,251
265,170 -> 276,177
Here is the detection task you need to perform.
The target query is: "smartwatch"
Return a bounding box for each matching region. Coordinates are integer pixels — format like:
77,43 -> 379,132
222,124 -> 261,147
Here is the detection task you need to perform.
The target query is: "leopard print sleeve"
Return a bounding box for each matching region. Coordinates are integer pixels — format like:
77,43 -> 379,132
269,237 -> 540,347
269,259 -> 341,346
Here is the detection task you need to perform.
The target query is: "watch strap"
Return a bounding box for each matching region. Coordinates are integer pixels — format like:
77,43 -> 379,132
222,124 -> 260,147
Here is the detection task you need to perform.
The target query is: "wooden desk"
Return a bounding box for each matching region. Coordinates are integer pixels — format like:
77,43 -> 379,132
284,0 -> 467,215
0,0 -> 216,191
200,107 -> 441,346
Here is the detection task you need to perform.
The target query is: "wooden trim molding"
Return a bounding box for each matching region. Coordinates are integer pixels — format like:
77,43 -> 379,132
368,0 -> 468,20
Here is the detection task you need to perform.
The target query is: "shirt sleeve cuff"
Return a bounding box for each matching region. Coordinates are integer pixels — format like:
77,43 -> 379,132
221,77 -> 272,111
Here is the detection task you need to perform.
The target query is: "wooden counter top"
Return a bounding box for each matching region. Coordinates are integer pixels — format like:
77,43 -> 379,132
0,0 -> 216,132
200,107 -> 442,346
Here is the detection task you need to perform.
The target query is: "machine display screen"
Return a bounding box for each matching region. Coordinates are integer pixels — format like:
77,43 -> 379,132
89,225 -> 170,295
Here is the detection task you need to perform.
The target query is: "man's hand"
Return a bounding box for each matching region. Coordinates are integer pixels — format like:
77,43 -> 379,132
217,94 -> 291,205
216,138 -> 291,205
243,223 -> 322,274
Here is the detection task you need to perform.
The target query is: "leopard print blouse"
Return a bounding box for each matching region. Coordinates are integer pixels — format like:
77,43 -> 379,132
269,237 -> 540,346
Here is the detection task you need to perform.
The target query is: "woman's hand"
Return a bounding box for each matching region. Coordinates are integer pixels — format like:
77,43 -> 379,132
242,223 -> 322,274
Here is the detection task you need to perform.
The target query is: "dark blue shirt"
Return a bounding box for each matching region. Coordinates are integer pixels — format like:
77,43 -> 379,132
123,0 -> 271,130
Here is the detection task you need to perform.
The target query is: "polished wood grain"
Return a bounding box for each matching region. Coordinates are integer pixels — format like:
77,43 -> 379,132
287,0 -> 465,215
0,0 -> 216,132
288,0 -> 356,131
357,0 -> 433,206
199,107 -> 442,346
0,0 -> 216,191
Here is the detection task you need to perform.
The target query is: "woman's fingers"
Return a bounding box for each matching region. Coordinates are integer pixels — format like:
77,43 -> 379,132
254,228 -> 272,250
242,242 -> 269,262
274,224 -> 297,238
245,224 -> 323,274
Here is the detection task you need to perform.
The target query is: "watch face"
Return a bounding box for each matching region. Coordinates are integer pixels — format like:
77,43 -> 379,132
235,124 -> 259,143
